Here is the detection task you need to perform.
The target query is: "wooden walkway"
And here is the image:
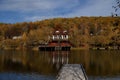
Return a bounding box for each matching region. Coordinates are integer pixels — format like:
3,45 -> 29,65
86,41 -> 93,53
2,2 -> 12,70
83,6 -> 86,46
57,64 -> 88,80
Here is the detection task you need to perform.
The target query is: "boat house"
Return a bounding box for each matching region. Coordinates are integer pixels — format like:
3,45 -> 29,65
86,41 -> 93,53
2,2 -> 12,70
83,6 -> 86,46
39,29 -> 71,51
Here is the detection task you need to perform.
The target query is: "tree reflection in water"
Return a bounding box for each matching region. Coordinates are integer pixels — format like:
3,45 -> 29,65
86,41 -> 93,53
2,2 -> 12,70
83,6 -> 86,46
0,50 -> 120,79
0,50 -> 70,75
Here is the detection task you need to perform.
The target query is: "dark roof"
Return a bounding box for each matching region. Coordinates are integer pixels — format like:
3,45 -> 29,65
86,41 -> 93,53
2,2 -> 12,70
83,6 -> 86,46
53,30 -> 68,35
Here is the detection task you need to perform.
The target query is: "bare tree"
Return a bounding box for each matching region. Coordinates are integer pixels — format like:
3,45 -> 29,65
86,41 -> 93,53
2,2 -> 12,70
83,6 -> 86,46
112,0 -> 120,16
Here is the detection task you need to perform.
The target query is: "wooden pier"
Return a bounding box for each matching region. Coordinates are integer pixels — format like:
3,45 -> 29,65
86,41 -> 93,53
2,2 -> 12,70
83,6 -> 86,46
57,64 -> 88,80
39,46 -> 71,51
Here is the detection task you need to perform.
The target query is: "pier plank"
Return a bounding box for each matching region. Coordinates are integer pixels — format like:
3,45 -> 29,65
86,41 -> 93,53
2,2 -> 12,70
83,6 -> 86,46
57,64 -> 88,80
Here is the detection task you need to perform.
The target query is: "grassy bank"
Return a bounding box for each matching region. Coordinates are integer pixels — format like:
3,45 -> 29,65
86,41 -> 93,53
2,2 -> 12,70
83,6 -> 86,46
71,47 -> 89,50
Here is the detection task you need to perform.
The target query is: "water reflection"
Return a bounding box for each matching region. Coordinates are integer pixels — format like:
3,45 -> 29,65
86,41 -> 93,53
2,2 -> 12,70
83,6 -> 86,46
69,50 -> 120,77
50,51 -> 69,70
0,50 -> 120,79
52,51 -> 69,64
0,50 -> 70,75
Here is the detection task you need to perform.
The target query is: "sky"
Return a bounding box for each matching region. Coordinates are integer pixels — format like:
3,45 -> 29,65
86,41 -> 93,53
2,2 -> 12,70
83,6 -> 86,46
0,0 -> 115,23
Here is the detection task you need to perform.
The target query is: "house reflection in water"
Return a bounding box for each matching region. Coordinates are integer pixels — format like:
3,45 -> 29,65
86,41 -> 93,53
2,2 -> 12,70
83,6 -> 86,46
50,51 -> 70,70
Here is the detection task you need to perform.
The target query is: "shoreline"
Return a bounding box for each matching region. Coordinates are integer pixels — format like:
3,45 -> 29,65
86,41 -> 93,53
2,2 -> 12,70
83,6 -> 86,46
1,46 -> 120,51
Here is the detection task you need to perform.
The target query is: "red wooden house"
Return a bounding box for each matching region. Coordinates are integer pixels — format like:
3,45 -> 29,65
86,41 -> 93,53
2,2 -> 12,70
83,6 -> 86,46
39,29 -> 71,51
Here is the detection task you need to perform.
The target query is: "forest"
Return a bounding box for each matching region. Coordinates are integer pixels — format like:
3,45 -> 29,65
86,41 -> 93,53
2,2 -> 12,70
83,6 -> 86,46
0,16 -> 120,50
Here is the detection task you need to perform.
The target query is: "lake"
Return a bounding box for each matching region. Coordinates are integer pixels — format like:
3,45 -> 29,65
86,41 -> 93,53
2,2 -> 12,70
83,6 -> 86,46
0,50 -> 120,80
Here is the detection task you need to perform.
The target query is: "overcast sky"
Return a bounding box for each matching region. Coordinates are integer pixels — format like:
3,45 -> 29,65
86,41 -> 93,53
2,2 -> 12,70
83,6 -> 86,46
0,0 -> 114,23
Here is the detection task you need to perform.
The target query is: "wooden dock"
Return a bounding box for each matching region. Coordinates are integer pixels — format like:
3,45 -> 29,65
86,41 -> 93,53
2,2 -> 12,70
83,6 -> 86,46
57,64 -> 88,80
39,46 -> 71,51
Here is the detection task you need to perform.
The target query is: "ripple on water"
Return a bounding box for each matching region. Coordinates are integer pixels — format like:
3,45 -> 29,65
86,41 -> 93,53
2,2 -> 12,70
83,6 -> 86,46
0,72 -> 56,80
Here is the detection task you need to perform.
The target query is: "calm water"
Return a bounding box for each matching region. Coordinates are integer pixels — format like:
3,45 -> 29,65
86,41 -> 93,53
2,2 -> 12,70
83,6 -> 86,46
0,50 -> 120,80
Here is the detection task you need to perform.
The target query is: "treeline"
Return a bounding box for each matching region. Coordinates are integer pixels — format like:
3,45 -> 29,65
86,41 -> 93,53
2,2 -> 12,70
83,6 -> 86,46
0,16 -> 120,49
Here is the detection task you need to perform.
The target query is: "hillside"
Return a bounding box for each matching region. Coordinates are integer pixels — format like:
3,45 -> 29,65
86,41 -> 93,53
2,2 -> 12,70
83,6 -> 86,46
0,16 -> 120,49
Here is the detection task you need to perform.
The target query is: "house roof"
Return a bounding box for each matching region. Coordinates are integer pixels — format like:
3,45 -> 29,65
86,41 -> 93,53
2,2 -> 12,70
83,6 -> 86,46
53,30 -> 68,35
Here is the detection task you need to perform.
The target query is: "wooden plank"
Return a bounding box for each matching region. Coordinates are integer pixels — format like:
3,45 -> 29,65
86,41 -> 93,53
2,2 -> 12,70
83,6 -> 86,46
57,64 -> 88,80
